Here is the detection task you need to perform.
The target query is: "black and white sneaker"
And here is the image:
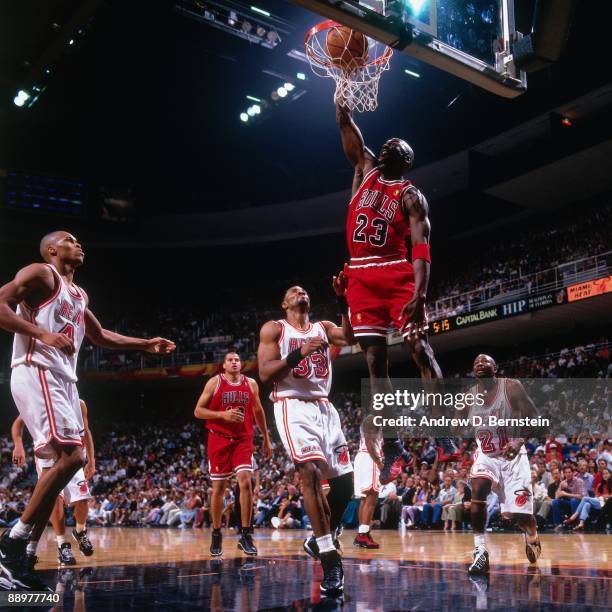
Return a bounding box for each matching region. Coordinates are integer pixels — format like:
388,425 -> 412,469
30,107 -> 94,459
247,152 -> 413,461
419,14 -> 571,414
524,534 -> 542,564
237,530 -> 257,556
303,534 -> 342,561
210,529 -> 223,557
320,550 -> 344,596
0,530 -> 52,591
72,528 -> 94,557
468,546 -> 490,575
58,542 -> 77,566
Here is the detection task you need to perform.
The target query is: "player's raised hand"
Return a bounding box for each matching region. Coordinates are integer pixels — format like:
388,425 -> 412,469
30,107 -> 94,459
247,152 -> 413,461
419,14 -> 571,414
12,443 -> 26,467
332,264 -> 349,297
300,337 -> 327,357
144,337 -> 176,354
39,331 -> 76,355
223,408 -> 245,423
500,440 -> 522,461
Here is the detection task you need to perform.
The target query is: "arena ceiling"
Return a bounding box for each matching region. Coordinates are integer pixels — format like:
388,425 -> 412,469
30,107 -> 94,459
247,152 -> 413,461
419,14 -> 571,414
0,0 -> 611,218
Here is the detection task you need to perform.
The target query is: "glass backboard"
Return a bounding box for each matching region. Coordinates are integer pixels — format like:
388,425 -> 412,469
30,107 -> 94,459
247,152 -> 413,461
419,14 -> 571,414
291,0 -> 527,97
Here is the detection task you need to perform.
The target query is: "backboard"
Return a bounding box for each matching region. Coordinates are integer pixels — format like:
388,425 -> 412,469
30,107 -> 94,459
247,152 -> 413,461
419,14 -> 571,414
290,0 -> 527,98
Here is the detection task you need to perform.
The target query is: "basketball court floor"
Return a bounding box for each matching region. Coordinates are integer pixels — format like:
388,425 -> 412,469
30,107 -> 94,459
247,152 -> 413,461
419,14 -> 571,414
32,528 -> 610,610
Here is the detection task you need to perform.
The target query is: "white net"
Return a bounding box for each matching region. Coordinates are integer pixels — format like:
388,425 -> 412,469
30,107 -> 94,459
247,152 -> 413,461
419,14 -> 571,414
305,21 -> 393,113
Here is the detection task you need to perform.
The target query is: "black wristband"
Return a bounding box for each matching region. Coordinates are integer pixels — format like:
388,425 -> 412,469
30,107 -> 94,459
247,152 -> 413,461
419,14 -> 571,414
285,347 -> 303,368
336,294 -> 348,315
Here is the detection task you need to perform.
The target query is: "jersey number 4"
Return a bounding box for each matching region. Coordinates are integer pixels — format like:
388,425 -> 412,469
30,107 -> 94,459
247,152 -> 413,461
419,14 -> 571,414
58,323 -> 75,342
353,214 -> 388,247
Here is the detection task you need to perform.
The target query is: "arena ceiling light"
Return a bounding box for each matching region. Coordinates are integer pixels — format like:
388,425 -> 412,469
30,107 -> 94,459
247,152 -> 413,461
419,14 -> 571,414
240,112 -> 249,122
296,72 -> 306,80
250,5 -> 270,17
284,82 -> 295,92
277,86 -> 288,98
406,0 -> 428,14
404,69 -> 421,78
13,90 -> 31,107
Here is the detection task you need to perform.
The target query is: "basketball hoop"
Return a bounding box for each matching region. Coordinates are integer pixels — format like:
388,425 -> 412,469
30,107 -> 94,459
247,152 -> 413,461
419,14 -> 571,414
305,20 -> 393,113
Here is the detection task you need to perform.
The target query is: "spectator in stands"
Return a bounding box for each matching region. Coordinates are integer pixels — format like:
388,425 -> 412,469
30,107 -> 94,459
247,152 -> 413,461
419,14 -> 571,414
577,459 -> 594,494
553,465 -> 587,528
563,468 -> 611,531
403,478 -> 431,528
422,475 -> 456,528
443,480 -> 470,531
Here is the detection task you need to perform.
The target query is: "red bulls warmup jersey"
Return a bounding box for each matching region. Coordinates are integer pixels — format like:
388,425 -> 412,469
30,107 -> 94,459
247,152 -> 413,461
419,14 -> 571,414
346,167 -> 413,262
207,374 -> 254,439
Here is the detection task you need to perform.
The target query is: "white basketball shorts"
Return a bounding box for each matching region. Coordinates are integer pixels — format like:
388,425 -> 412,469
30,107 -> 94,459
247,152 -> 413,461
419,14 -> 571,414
11,365 -> 84,460
353,450 -> 380,497
471,449 -> 533,514
274,398 -> 353,480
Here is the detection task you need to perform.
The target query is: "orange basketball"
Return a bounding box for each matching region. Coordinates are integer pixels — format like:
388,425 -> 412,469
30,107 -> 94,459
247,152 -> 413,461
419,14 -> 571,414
325,26 -> 368,72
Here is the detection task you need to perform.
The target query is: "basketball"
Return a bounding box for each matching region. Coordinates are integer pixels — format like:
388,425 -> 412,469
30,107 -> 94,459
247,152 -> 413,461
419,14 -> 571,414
325,26 -> 368,72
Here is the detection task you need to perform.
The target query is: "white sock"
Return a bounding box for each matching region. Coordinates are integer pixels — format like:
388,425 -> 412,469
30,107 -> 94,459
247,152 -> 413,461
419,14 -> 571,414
474,534 -> 486,549
76,524 -> 86,534
10,520 -> 33,540
316,534 -> 335,554
56,535 -> 67,547
26,541 -> 38,555
358,524 -> 370,534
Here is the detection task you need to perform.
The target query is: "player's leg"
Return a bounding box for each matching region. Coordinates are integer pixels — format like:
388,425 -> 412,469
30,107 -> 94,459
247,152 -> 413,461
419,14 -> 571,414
404,334 -> 442,380
50,498 -> 76,566
236,470 -> 257,556
355,491 -> 379,548
71,499 -> 94,557
501,454 -> 541,564
209,478 -> 226,556
0,444 -> 84,589
359,336 -> 411,484
469,477 -> 492,575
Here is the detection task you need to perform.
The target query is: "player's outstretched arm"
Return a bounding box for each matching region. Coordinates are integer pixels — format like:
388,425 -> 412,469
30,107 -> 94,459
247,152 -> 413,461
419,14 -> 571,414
336,104 -> 377,195
81,400 -> 96,479
84,307 -> 175,354
249,378 -> 272,459
0,264 -> 75,354
327,265 -> 356,346
400,186 -> 432,327
11,417 -> 26,467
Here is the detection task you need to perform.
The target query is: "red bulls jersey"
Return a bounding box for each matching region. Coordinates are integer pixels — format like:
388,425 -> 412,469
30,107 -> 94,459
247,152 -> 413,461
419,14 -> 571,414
346,167 -> 412,262
207,374 -> 254,439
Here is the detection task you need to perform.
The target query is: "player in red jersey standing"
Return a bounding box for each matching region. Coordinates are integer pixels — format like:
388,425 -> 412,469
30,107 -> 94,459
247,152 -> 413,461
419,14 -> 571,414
0,231 -> 175,591
194,352 -> 272,557
336,105 -> 446,482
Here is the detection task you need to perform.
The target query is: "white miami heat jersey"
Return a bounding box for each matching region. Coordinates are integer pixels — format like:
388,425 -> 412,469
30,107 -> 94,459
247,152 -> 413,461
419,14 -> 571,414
12,264 -> 86,382
272,320 -> 331,400
469,378 -> 525,458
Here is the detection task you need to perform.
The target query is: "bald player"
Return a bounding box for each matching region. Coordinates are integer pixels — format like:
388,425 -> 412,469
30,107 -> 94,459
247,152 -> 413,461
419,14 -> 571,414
0,231 -> 175,590
467,354 -> 542,575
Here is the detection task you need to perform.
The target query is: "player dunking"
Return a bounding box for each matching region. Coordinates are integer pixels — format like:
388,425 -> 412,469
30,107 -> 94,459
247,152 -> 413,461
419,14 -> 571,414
11,398 -> 95,568
194,351 -> 272,557
467,354 -> 542,574
336,104 -> 445,482
258,282 -> 355,597
0,231 -> 175,590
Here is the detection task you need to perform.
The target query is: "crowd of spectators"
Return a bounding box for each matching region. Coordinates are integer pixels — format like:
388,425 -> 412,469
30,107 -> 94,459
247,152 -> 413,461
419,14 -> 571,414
1,338 -> 610,535
77,199 -> 611,372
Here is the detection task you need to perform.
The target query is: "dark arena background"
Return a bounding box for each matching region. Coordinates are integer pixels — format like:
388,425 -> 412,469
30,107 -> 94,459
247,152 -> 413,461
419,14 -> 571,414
0,1 -> 611,610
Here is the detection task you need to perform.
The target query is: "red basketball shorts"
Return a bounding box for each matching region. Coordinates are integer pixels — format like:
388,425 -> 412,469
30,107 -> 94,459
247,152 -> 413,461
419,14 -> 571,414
206,431 -> 253,481
346,260 -> 415,338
